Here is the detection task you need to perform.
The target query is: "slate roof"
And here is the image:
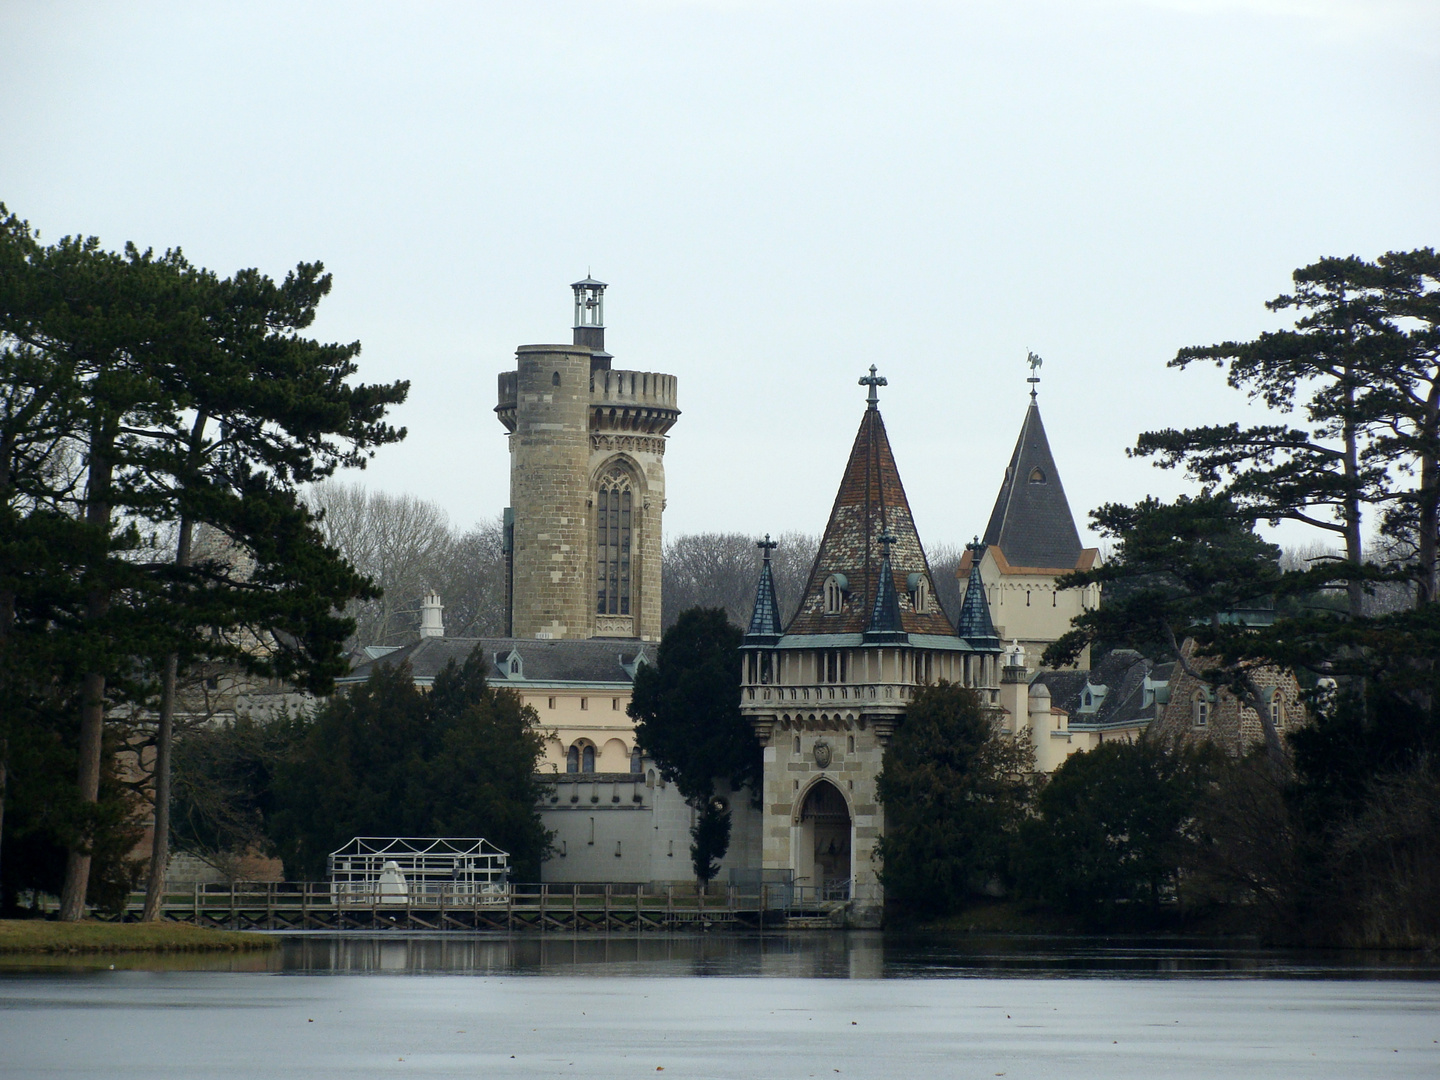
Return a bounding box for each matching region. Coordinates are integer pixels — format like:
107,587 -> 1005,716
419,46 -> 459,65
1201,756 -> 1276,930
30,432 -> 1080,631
339,636 -> 651,688
983,399 -> 1086,570
786,404 -> 957,638
863,551 -> 908,644
745,555 -> 784,644
1033,649 -> 1161,731
955,553 -> 1002,650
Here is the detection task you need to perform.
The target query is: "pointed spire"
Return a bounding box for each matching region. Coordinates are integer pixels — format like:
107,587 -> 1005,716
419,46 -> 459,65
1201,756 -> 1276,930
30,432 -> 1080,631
956,538 -> 1001,650
863,534 -> 907,643
787,396 -> 958,637
745,535 -> 783,644
982,383 -> 1084,570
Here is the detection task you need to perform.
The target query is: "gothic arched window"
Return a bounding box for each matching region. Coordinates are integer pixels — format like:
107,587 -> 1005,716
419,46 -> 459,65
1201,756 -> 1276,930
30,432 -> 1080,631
1029,467 -> 1046,484
823,574 -> 847,615
596,469 -> 634,617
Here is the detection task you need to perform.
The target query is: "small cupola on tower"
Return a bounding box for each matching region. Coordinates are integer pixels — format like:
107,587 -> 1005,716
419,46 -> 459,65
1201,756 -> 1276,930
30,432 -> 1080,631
572,276 -> 612,370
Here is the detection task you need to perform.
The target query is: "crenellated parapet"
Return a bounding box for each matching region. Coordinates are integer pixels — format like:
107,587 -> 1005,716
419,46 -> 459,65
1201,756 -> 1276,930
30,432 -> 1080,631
496,367 -> 679,436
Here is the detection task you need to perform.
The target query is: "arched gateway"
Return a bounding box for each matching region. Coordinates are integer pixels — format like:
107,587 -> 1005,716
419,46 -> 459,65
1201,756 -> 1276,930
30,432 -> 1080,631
797,780 -> 852,898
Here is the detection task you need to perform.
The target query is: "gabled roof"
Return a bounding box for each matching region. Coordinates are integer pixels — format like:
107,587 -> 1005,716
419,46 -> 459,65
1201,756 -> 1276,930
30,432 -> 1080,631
786,404 -> 957,638
745,552 -> 784,644
983,399 -> 1086,571
339,636 -> 651,688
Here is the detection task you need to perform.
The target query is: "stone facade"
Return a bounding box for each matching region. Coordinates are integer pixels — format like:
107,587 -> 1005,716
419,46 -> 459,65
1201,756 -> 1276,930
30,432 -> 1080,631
1149,639 -> 1307,755
497,354 -> 678,642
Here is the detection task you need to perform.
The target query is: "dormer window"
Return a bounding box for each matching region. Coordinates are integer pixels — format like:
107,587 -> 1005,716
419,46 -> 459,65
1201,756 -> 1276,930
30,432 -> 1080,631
510,658 -> 520,674
1029,467 -> 1046,484
1270,693 -> 1284,728
906,573 -> 929,614
823,574 -> 848,615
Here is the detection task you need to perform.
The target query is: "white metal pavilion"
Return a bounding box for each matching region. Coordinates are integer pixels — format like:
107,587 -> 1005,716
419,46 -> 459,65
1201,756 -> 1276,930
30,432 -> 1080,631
327,837 -> 509,902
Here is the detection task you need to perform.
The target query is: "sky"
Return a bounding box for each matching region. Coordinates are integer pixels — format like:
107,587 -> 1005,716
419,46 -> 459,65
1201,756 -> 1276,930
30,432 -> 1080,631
2,0 -> 1437,556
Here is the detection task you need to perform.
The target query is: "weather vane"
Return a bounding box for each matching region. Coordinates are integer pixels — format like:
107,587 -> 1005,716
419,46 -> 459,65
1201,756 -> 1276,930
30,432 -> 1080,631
1026,350 -> 1043,400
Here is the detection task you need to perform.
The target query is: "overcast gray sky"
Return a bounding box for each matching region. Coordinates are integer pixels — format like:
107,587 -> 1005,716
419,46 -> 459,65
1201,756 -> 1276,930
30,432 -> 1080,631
3,1 -> 1437,555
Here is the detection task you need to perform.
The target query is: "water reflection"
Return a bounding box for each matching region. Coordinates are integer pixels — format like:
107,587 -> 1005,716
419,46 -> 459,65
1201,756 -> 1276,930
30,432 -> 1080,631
5,931 -> 1436,979
271,931 -> 1440,980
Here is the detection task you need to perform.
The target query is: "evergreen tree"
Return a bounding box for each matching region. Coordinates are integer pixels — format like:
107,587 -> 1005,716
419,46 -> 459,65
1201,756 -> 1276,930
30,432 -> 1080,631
1014,740 -> 1214,925
272,650 -> 552,881
876,682 -> 1034,918
628,607 -> 759,886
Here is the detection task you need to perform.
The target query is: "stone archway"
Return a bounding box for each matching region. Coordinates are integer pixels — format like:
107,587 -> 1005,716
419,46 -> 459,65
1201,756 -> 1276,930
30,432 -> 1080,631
796,779 -> 852,898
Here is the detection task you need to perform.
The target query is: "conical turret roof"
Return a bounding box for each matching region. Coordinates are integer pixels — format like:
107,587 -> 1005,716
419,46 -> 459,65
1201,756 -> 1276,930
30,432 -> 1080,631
955,544 -> 1002,650
745,537 -> 784,644
983,399 -> 1084,570
787,405 -> 956,637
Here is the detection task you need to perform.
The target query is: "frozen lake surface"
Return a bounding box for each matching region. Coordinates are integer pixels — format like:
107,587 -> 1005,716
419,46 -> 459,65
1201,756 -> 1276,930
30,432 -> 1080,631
3,933 -> 1438,1079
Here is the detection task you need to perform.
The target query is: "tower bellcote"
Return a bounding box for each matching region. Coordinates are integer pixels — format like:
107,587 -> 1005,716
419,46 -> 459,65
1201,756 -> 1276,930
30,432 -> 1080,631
572,276 -> 611,368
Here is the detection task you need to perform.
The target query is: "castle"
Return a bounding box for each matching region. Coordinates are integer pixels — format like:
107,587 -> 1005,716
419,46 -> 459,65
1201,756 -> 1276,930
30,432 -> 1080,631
346,279 -> 1303,915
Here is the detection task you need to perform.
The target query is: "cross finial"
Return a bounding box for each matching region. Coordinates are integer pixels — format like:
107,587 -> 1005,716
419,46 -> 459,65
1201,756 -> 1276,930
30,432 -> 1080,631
859,365 -> 887,410
757,533 -> 777,562
967,534 -> 985,555
1026,350 -> 1043,402
877,532 -> 897,558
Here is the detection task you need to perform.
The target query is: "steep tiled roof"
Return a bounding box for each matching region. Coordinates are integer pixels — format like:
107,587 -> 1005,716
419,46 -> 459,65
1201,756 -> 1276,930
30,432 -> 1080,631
339,636 -> 651,687
745,553 -> 784,644
786,405 -> 957,638
983,399 -> 1086,571
955,553 -> 1002,650
863,551 -> 908,643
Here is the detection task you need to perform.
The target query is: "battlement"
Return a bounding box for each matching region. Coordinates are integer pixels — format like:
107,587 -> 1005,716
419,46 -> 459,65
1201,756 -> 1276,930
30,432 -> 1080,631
590,370 -> 679,435
497,365 -> 679,435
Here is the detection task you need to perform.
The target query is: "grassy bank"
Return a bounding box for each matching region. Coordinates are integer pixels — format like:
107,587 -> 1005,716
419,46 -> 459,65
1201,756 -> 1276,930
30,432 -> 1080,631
0,919 -> 276,954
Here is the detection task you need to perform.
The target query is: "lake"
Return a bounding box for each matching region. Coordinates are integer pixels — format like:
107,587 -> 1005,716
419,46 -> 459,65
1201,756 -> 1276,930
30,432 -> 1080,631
2,932 -> 1438,1078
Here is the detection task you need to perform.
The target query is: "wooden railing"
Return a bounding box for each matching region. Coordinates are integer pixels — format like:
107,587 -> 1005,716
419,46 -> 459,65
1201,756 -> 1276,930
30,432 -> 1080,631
79,880 -> 852,932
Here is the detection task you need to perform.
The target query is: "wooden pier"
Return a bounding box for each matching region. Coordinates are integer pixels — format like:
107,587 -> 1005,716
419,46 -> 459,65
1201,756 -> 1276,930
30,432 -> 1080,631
96,882 -> 845,932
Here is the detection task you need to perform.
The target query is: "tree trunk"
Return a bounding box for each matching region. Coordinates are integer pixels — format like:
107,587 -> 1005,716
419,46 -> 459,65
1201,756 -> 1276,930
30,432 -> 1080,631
59,670 -> 107,920
140,652 -> 179,921
142,412 -> 206,922
59,431 -> 114,921
1416,379 -> 1440,606
1340,370 -> 1366,619
0,739 -> 8,908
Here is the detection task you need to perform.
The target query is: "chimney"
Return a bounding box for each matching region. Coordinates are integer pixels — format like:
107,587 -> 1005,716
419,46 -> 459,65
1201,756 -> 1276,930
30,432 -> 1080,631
419,592 -> 445,639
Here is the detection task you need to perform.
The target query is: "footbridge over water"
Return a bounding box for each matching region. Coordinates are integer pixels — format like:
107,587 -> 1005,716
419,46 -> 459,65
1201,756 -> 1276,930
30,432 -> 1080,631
86,882 -> 853,932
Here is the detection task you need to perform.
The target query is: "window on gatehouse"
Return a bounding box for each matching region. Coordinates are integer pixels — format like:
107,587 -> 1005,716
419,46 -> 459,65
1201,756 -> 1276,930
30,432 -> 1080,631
596,469 -> 634,616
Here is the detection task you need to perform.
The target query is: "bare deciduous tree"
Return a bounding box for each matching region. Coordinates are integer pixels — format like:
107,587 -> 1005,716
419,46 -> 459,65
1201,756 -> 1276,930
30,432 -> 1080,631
307,482 -> 506,647
661,531 -> 819,630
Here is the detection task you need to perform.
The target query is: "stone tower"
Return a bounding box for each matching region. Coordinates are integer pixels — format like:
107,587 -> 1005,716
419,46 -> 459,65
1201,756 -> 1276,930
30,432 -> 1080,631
497,279 -> 679,642
739,369 -> 1003,925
